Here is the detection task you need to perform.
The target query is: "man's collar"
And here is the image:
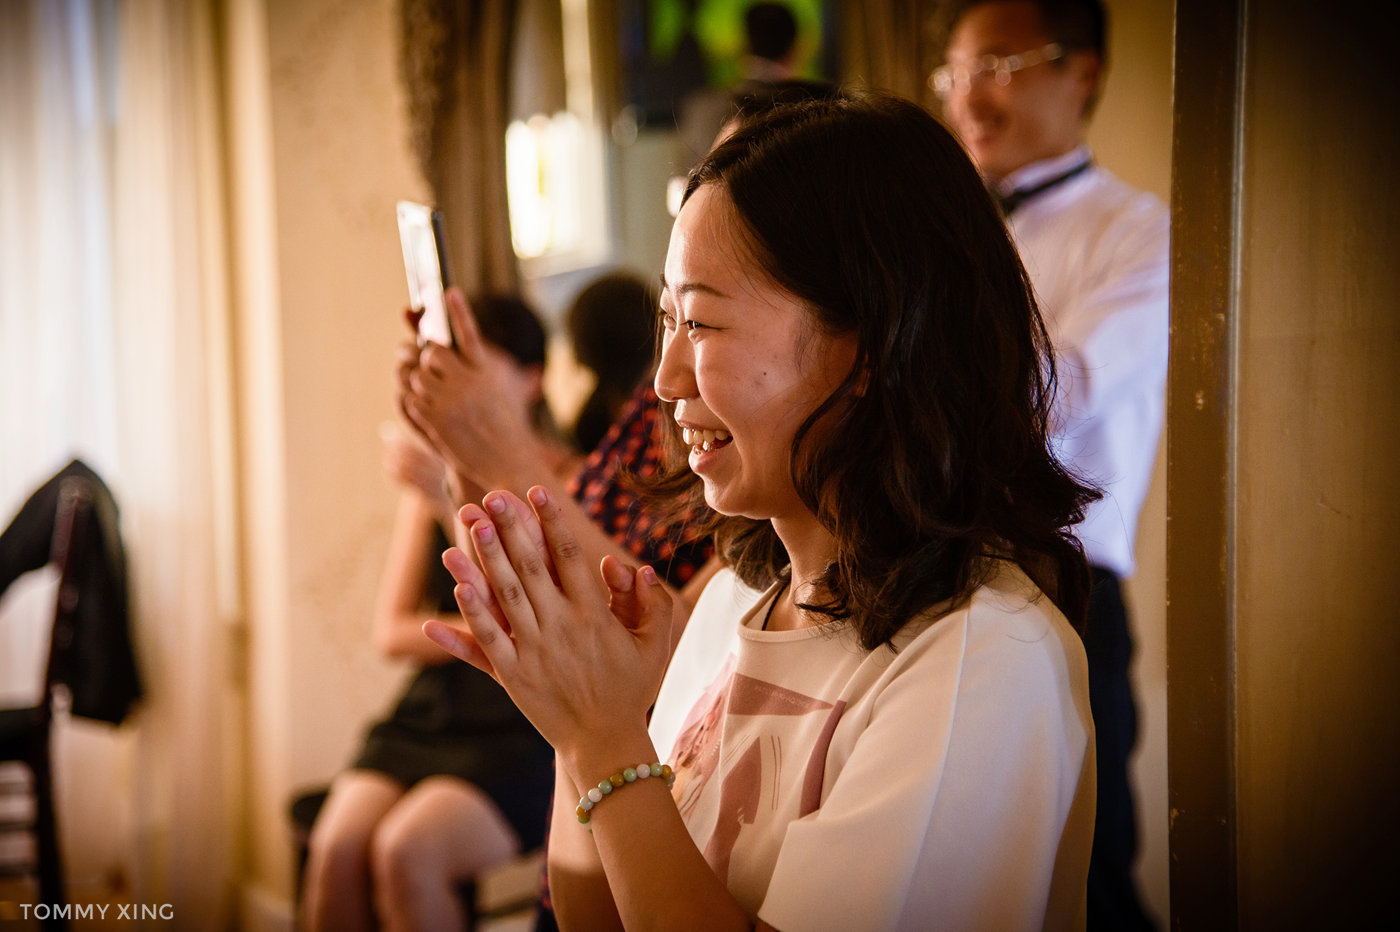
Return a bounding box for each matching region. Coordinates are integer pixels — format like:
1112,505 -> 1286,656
991,145 -> 1093,199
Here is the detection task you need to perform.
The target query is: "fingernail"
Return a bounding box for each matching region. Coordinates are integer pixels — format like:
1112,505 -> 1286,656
475,523 -> 494,542
641,566 -> 660,586
485,494 -> 506,514
529,487 -> 549,506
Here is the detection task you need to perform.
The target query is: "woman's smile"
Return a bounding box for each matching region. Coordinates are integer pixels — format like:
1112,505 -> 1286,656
678,425 -> 732,454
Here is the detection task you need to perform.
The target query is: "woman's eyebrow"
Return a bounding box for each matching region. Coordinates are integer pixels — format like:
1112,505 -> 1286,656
659,271 -> 729,300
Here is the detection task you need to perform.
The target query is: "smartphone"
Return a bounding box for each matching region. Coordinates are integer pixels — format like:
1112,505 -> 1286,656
396,200 -> 454,347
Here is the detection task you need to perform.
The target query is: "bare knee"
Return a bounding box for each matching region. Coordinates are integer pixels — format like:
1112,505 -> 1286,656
306,807 -> 373,886
370,776 -> 521,894
300,773 -> 404,931
370,811 -> 440,898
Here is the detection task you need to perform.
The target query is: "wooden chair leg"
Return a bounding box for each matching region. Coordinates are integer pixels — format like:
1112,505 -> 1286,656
29,747 -> 67,930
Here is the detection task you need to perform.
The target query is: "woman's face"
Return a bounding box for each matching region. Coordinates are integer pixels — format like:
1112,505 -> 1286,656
654,184 -> 857,523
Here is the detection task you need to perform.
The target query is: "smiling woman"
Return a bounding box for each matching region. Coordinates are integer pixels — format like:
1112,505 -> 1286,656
424,89 -> 1100,931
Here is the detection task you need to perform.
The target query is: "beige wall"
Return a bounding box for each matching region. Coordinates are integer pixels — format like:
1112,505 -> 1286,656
228,0 -> 426,919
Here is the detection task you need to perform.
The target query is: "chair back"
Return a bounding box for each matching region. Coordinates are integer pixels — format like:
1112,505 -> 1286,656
42,478 -> 94,706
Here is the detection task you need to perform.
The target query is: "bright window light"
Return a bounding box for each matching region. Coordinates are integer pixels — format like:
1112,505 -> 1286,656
506,111 -> 587,260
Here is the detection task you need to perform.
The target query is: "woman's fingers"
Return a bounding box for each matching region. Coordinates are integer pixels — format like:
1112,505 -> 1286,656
526,486 -> 599,598
418,341 -> 452,377
421,618 -> 478,664
396,343 -> 423,407
451,487 -> 674,716
460,501 -> 547,587
468,507 -> 544,644
601,556 -> 671,636
423,589 -> 510,679
444,527 -> 523,669
396,338 -> 414,370
398,395 -> 441,454
446,287 -> 486,362
442,543 -> 511,631
601,555 -> 641,632
629,564 -> 671,644
479,491 -> 559,625
601,557 -> 674,702
443,542 -> 485,587
600,553 -> 635,597
496,494 -> 550,568
458,502 -> 489,529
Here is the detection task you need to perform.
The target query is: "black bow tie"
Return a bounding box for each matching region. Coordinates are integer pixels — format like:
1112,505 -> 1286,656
995,160 -> 1092,216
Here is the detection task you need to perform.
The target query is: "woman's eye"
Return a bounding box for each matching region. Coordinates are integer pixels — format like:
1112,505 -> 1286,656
684,319 -> 707,332
659,308 -> 677,331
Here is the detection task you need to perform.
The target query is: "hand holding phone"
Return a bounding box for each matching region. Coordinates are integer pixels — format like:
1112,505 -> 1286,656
396,200 -> 454,347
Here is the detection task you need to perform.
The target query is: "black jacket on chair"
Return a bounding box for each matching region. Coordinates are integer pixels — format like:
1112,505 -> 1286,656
0,458 -> 141,725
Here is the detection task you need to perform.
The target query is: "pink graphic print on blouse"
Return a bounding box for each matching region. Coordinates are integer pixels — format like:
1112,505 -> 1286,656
670,663 -> 849,885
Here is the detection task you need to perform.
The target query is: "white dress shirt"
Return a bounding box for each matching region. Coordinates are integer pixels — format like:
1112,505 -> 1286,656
999,146 -> 1170,577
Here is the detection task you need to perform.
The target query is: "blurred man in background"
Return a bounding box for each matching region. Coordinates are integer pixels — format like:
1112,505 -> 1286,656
937,2 -> 1169,928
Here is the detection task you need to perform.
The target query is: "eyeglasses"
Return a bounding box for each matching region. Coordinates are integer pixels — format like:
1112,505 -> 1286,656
929,42 -> 1063,99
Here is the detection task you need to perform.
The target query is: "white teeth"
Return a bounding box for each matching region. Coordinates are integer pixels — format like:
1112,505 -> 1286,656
679,426 -> 731,451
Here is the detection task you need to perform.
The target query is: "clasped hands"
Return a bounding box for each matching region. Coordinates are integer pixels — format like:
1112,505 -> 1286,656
423,485 -> 673,756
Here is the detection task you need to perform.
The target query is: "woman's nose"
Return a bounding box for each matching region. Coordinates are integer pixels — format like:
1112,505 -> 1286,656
653,331 -> 695,404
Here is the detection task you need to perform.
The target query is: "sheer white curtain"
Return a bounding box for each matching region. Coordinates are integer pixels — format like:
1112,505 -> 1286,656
1,0 -> 237,921
0,1 -> 119,497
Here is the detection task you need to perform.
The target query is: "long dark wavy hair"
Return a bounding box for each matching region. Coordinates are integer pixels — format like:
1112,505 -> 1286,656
647,90 -> 1098,649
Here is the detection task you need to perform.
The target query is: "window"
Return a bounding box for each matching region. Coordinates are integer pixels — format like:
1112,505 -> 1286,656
506,0 -> 610,273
